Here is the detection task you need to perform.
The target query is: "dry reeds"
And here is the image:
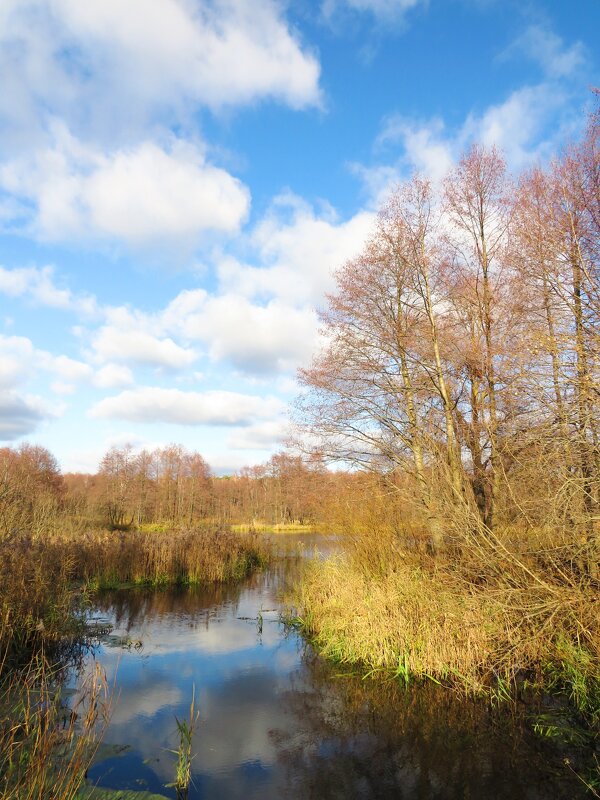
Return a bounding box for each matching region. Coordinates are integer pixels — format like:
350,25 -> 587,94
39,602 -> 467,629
0,525 -> 267,798
0,527 -> 267,665
0,639 -> 110,799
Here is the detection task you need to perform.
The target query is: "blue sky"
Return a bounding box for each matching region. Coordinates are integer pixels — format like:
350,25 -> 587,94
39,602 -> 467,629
0,0 -> 598,473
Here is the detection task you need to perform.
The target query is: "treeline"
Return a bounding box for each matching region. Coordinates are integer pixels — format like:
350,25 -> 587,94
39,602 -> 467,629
297,108 -> 599,557
0,442 -> 353,535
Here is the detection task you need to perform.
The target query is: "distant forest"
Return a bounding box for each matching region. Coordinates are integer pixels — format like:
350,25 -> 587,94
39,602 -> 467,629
0,442 -> 362,533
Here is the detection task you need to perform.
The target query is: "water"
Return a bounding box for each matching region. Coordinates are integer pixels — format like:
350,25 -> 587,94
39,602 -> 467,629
80,533 -> 584,799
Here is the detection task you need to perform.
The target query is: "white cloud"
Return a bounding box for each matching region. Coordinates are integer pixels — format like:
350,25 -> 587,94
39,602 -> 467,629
55,0 -> 321,111
357,79 -> 582,202
92,364 -> 135,389
0,335 -> 35,389
226,420 -> 289,450
50,380 -> 76,395
0,264 -> 97,314
202,450 -> 262,475
194,196 -> 374,350
323,0 -> 425,23
461,84 -> 570,170
62,193 -> 376,378
165,292 -> 318,375
84,141 -> 250,243
0,334 -> 95,395
374,115 -> 453,185
0,0 -> 321,151
89,387 -> 285,426
0,332 -> 135,407
91,326 -> 197,370
502,25 -> 586,80
0,0 -> 321,246
351,22 -> 588,201
0,132 -> 250,245
38,353 -> 93,382
247,193 -> 375,304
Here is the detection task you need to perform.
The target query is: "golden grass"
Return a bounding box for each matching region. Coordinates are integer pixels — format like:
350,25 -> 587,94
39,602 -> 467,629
295,523 -> 600,706
296,556 -> 494,690
231,521 -> 315,534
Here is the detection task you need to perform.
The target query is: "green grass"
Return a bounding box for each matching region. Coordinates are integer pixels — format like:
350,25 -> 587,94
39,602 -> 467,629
166,688 -> 199,798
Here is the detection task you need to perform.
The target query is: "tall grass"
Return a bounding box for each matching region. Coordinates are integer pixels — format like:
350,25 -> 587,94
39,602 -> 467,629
0,631 -> 110,800
75,527 -> 268,588
293,487 -> 600,784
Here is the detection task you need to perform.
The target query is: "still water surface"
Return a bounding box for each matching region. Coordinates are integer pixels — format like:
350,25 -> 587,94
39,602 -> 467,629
81,534 -> 582,799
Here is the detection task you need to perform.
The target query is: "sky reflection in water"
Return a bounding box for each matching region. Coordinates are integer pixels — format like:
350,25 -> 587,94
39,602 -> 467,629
82,534 -> 583,800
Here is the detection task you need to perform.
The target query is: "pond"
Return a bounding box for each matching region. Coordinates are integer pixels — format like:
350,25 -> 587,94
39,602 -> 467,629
79,533 -> 584,799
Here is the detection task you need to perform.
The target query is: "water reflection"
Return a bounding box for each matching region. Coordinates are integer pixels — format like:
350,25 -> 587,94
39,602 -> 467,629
81,534 -> 583,799
274,657 -> 582,799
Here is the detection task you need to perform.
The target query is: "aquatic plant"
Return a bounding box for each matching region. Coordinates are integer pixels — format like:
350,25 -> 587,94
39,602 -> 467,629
166,688 -> 200,799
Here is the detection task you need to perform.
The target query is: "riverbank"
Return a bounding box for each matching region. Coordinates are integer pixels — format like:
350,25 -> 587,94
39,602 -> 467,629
293,532 -> 600,792
0,527 -> 268,659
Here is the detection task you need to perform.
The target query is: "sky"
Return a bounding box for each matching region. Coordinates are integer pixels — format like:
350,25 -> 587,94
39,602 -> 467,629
0,0 -> 598,474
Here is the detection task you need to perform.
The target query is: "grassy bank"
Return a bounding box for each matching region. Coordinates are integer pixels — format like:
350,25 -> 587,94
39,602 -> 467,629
293,523 -> 600,789
296,555 -> 599,694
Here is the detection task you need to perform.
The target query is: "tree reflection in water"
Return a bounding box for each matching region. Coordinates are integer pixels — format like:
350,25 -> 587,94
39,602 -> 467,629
271,655 -> 584,800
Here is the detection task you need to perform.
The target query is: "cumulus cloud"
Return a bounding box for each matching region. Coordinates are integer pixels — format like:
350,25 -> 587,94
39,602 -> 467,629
173,294 -> 318,375
0,265 -> 97,314
461,84 -> 573,169
0,190 -> 377,384
0,335 -> 35,389
84,142 -> 249,242
0,331 -> 136,405
0,131 -> 250,245
0,392 -> 51,440
92,364 -> 135,389
89,387 -> 285,426
247,193 -> 375,304
50,381 -> 76,395
0,0 -> 324,249
38,353 -> 93,382
226,420 -> 289,450
0,0 -> 321,151
91,326 -> 197,370
374,115 -> 452,185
